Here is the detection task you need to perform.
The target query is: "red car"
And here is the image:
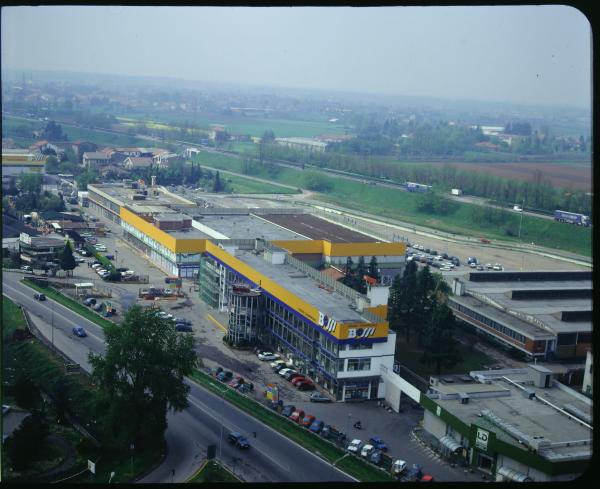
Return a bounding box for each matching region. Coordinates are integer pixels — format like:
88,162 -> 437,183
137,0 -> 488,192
289,409 -> 305,422
297,381 -> 315,391
290,375 -> 306,385
301,414 -> 316,427
228,376 -> 244,389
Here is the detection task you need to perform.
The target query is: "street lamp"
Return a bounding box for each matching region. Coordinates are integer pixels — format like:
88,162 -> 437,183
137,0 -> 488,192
346,412 -> 352,438
108,471 -> 116,484
518,198 -> 525,240
51,299 -> 55,351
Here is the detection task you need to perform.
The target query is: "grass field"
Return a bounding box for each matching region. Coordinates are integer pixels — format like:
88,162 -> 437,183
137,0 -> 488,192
224,174 -> 300,194
188,460 -> 240,483
191,371 -> 392,482
192,152 -> 592,257
22,278 -> 114,329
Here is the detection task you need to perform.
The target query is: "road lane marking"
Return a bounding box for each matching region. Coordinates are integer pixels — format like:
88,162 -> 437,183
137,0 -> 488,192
206,314 -> 227,333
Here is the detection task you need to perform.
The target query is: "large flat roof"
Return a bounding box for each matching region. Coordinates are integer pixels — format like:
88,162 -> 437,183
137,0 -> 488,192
261,213 -> 376,243
197,214 -> 307,241
458,275 -> 593,335
430,369 -> 592,461
234,249 -> 367,323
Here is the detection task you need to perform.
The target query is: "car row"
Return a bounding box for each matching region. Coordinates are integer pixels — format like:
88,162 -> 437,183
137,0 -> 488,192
214,367 -> 254,393
271,361 -> 315,390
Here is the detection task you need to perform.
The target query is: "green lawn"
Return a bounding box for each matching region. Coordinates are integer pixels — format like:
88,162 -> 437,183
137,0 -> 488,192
191,152 -> 592,257
2,296 -> 28,340
191,371 -> 392,482
188,460 -> 240,483
224,174 -> 300,194
22,278 -> 114,329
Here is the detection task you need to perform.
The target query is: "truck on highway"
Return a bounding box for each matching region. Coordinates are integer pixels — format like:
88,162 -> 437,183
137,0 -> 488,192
451,188 -> 462,196
553,210 -> 591,227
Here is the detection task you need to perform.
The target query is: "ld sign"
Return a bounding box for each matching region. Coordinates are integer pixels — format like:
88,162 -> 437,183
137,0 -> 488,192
475,428 -> 490,451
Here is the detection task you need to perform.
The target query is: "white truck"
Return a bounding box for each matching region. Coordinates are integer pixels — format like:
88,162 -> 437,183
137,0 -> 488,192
451,188 -> 463,196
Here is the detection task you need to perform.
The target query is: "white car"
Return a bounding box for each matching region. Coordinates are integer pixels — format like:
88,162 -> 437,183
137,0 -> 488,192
278,368 -> 294,377
91,263 -> 102,269
347,439 -> 363,453
486,263 -> 493,270
392,459 -> 407,475
440,266 -> 452,271
95,245 -> 107,252
361,444 -> 375,458
493,263 -> 503,271
469,262 -> 477,269
435,255 -> 444,261
258,352 -> 279,361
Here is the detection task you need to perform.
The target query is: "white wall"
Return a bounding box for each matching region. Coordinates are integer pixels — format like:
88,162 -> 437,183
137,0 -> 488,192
367,285 -> 389,306
423,409 -> 447,439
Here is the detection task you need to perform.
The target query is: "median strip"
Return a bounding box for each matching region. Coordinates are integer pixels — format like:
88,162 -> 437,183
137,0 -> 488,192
190,370 -> 393,482
21,278 -> 113,330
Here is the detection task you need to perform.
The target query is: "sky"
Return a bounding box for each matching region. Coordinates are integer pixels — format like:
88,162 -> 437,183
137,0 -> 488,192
1,5 -> 592,109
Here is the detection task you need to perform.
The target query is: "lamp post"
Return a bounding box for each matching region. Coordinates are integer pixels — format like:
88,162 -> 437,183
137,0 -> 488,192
130,443 -> 134,478
218,388 -> 230,461
346,412 -> 352,438
518,198 -> 525,240
51,299 -> 55,351
108,471 -> 116,484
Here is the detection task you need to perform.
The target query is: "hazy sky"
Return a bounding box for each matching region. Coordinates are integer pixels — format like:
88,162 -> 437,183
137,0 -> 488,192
1,5 -> 592,108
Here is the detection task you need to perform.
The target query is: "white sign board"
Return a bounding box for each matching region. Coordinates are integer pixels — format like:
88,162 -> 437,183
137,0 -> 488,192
475,428 -> 490,451
19,233 -> 31,244
88,459 -> 96,474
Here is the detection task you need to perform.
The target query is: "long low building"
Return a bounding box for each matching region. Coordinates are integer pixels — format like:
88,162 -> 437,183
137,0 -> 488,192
86,182 -> 406,399
448,271 -> 592,360
421,366 -> 592,481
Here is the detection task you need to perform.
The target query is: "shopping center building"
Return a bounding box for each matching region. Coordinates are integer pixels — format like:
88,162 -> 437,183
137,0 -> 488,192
86,182 -> 406,399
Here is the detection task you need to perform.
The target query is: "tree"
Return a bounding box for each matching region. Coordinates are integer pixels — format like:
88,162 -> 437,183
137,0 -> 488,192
17,173 -> 42,195
367,256 -> 380,282
45,155 -> 60,173
5,410 -> 49,471
420,301 -> 462,374
42,120 -> 66,141
213,171 -> 224,192
88,306 -> 197,450
414,266 -> 436,346
13,371 -> 40,409
60,242 -> 76,276
387,260 -> 418,342
354,256 -> 367,293
342,256 -> 355,287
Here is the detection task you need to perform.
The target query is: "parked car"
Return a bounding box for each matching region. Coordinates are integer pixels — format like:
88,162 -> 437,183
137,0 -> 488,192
309,420 -> 325,433
227,432 -> 250,449
72,326 -> 87,337
94,245 -> 107,252
407,464 -> 423,481
278,368 -> 294,378
392,459 -> 407,475
347,439 -> 363,453
20,265 -> 33,272
451,257 -> 460,266
297,380 -> 315,391
75,257 -> 85,263
283,370 -> 299,381
228,376 -> 244,389
442,253 -> 449,259
105,254 -> 115,260
83,297 -> 96,306
476,265 -> 485,271
216,371 -> 233,382
33,293 -> 46,301
370,450 -> 383,465
258,352 -> 279,361
469,262 -> 478,269
289,374 -> 306,384
175,324 -> 193,332
174,318 -> 192,326
238,383 -> 253,393
369,436 -> 388,451
485,263 -> 493,269
289,409 -> 305,422
493,263 -> 503,271
91,263 -> 102,269
361,444 -> 375,458
310,393 -> 332,403
270,360 -> 287,370
281,405 -> 295,417
467,256 -> 478,264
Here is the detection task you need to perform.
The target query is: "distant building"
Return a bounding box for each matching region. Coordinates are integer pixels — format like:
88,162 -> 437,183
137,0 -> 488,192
71,140 -> 98,161
18,232 -> 65,268
82,151 -> 111,169
1,150 -> 46,176
124,156 -> 154,170
275,137 -> 328,153
184,147 -> 201,159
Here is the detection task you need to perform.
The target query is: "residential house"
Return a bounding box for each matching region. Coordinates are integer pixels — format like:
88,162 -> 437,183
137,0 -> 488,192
124,156 -> 154,170
82,151 -> 111,169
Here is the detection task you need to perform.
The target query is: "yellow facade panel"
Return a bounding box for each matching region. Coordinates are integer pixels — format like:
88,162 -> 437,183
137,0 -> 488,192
271,239 -> 325,254
328,242 -> 406,257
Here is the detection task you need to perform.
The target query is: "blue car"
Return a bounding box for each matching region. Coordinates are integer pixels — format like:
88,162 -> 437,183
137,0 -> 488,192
369,436 -> 388,452
72,326 -> 87,337
309,420 -> 325,433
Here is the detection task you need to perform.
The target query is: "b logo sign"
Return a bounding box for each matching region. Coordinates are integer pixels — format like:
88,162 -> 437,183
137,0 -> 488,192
318,312 -> 337,333
475,428 -> 489,451
348,327 -> 376,338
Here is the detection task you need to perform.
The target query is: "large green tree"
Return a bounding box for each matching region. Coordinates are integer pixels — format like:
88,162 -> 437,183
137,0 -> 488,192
88,306 -> 197,450
5,410 -> 49,471
60,242 -> 76,276
420,301 -> 463,374
387,260 -> 418,342
367,256 -> 380,282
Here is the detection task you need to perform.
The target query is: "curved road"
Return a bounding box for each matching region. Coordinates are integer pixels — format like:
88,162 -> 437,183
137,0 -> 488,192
2,272 -> 355,483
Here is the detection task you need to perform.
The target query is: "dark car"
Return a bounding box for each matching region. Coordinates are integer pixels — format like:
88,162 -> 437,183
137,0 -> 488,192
175,323 -> 193,332
105,254 -> 115,260
283,370 -> 299,381
369,436 -> 388,451
174,318 -> 192,326
72,326 -> 87,337
34,293 -> 46,301
301,414 -> 316,427
442,253 -> 449,259
451,257 -> 460,266
227,432 -> 250,449
83,297 -> 97,306
281,405 -> 296,417
93,302 -> 104,311
217,371 -> 233,382
424,248 -> 430,254
370,450 -> 383,465
310,393 -> 332,403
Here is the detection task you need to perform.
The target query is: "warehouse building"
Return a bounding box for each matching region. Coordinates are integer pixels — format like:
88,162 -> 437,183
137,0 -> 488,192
421,366 -> 592,481
448,271 -> 592,360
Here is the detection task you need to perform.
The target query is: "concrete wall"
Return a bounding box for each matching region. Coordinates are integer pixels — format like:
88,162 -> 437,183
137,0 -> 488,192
423,409 -> 447,439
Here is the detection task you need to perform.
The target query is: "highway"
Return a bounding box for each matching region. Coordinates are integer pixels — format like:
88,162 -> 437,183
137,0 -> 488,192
2,272 -> 355,483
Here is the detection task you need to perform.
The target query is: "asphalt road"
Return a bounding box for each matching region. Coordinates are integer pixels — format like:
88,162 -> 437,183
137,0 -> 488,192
2,272 -> 355,483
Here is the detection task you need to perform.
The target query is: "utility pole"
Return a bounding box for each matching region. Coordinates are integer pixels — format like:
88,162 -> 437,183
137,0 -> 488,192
518,198 -> 525,240
51,299 -> 55,351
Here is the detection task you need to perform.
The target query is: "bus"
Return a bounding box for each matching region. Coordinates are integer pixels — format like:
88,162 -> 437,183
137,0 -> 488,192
57,173 -> 75,182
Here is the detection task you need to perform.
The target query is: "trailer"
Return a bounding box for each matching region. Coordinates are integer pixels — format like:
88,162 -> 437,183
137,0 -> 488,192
405,182 -> 432,193
451,188 -> 462,196
553,210 -> 591,226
